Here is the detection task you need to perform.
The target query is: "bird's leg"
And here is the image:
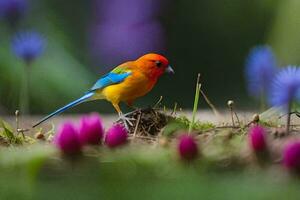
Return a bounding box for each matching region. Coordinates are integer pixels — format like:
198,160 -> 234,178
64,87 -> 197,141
112,103 -> 135,130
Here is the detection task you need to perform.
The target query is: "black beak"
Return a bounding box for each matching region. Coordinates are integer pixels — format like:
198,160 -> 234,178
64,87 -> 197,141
166,65 -> 174,74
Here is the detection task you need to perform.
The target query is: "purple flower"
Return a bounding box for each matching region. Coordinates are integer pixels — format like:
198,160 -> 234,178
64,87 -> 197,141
248,125 -> 267,152
78,113 -> 104,145
11,30 -> 46,64
90,21 -> 165,66
269,66 -> 300,109
93,0 -> 161,25
245,45 -> 277,98
178,134 -> 198,161
0,0 -> 27,25
105,124 -> 128,148
54,122 -> 82,154
283,141 -> 300,172
88,0 -> 165,67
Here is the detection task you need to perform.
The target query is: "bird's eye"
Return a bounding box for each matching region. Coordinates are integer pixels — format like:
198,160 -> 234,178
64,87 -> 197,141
155,60 -> 162,68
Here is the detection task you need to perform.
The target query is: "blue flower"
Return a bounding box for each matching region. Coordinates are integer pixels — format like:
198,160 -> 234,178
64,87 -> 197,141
269,66 -> 300,108
0,0 -> 27,25
245,45 -> 277,98
11,31 -> 46,63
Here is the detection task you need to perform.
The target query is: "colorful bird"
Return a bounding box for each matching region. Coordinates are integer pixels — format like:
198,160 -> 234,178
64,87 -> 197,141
33,53 -> 174,129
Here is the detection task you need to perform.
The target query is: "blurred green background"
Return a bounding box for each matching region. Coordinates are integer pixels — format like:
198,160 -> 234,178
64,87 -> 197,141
1,0 -> 298,114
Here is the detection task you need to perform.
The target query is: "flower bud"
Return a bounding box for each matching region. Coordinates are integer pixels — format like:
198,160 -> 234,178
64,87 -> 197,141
178,134 -> 198,161
54,122 -> 81,154
283,141 -> 300,172
248,125 -> 267,152
79,113 -> 104,145
105,124 -> 128,148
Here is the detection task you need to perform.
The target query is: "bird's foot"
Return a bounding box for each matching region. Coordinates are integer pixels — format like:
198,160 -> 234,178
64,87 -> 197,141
118,113 -> 135,130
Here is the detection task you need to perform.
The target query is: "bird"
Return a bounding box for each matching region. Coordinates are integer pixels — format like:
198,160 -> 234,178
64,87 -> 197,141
32,53 -> 174,129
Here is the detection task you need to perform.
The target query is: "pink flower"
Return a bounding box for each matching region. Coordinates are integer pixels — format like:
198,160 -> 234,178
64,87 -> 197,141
54,122 -> 82,154
283,141 -> 300,172
105,124 -> 128,148
178,134 -> 198,160
78,113 -> 104,145
248,125 -> 267,152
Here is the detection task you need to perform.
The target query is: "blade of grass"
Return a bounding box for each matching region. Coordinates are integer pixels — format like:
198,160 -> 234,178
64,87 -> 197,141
19,66 -> 30,114
200,89 -> 222,119
189,73 -> 201,133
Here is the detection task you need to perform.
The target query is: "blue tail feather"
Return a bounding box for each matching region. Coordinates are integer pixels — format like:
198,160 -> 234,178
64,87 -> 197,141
32,92 -> 94,128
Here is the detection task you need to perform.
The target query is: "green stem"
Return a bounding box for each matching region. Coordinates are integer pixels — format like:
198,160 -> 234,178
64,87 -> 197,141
189,74 -> 201,133
19,64 -> 31,114
230,108 -> 235,126
286,103 -> 291,134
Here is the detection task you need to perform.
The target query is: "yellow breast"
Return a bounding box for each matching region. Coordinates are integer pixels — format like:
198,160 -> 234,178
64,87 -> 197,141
99,71 -> 156,104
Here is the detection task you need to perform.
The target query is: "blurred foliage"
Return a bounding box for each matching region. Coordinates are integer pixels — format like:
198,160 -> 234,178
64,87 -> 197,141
269,0 -> 300,65
2,0 -> 299,114
0,144 -> 299,200
0,117 -> 23,144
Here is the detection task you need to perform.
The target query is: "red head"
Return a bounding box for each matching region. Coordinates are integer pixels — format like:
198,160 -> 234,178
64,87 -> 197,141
135,53 -> 174,79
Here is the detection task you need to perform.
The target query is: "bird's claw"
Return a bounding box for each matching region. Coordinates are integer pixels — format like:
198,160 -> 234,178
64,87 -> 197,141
118,113 -> 135,130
